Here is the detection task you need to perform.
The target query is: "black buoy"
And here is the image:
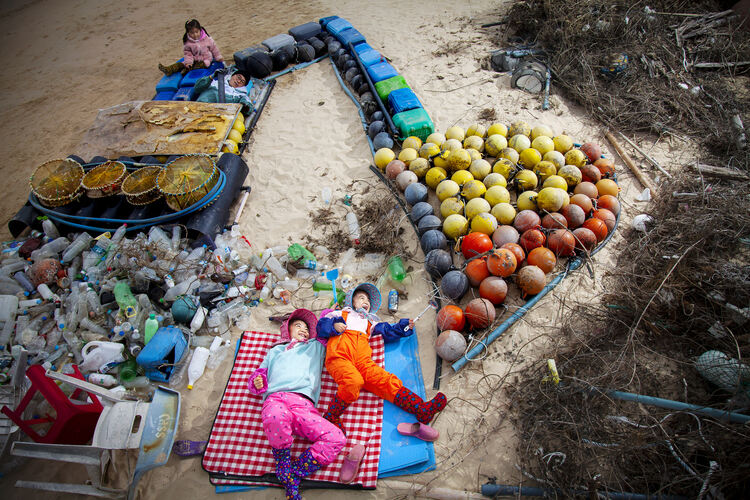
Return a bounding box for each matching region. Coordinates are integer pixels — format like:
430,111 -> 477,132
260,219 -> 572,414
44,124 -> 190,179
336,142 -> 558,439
296,43 -> 315,63
371,111 -> 384,122
345,67 -> 360,83
245,51 -> 273,78
271,49 -> 290,71
425,249 -> 453,278
367,120 -> 385,139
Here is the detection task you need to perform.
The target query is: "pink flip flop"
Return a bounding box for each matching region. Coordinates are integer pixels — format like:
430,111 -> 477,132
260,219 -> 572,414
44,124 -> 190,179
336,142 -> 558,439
339,443 -> 366,484
397,422 -> 439,442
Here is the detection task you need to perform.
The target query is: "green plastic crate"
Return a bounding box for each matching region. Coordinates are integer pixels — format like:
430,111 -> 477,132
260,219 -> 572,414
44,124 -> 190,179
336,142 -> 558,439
392,108 -> 434,142
374,75 -> 409,103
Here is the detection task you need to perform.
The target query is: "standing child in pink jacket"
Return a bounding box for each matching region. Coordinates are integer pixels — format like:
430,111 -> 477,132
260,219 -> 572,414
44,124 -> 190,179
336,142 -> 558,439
159,19 -> 224,75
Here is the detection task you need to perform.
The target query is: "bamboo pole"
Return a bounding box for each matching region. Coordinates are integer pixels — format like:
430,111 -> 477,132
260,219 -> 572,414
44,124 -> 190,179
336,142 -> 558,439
605,131 -> 659,196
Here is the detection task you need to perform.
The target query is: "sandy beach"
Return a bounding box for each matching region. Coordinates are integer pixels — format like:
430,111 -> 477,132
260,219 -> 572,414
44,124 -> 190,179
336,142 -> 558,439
0,0 -> 662,498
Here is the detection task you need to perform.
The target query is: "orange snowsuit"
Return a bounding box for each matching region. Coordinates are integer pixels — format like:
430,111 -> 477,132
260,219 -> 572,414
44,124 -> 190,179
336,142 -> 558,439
323,310 -> 404,404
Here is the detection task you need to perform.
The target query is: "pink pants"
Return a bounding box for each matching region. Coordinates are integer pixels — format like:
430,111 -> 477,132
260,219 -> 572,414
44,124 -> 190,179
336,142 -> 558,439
261,392 -> 345,465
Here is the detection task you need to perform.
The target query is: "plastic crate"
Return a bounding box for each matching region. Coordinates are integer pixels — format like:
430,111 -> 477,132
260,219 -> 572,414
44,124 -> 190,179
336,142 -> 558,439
374,75 -> 410,102
335,27 -> 366,47
172,86 -> 194,101
392,108 -> 434,141
367,61 -> 398,83
153,90 -> 176,101
319,15 -> 339,28
325,17 -> 352,36
358,48 -> 384,68
289,21 -> 321,41
155,71 -> 184,93
181,61 -> 224,87
388,87 -> 423,114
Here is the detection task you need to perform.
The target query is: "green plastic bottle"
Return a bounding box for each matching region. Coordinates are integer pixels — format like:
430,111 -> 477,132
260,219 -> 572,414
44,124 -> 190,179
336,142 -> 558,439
113,281 -> 138,319
118,356 -> 138,383
387,256 -> 406,282
144,313 -> 159,345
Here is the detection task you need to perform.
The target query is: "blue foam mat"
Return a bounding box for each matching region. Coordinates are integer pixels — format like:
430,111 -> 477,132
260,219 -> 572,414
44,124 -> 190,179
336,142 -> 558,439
216,331 -> 434,493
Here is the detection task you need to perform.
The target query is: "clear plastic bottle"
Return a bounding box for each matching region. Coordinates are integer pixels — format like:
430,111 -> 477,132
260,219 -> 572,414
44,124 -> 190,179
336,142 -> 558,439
42,219 -> 60,240
0,260 -> 26,276
346,212 -> 361,244
148,226 -> 172,251
187,347 -> 210,389
261,250 -> 288,280
63,329 -> 84,364
163,275 -> 199,302
61,233 -> 93,263
170,226 -> 181,251
87,373 -> 117,387
190,306 -> 207,333
0,320 -> 14,350
82,234 -> 111,269
80,317 -> 109,337
321,186 -> 332,204
30,237 -> 70,262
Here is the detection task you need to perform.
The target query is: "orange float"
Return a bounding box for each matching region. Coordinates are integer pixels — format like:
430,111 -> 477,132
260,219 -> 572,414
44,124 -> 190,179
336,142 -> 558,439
517,265 -> 546,297
486,248 -> 517,277
582,217 -> 608,242
479,276 -> 508,305
592,208 -> 616,232
527,247 -> 557,273
547,229 -> 576,257
437,305 -> 465,332
596,194 -> 621,215
465,257 -> 491,287
500,242 -> 525,265
464,298 -> 496,329
461,232 -> 493,258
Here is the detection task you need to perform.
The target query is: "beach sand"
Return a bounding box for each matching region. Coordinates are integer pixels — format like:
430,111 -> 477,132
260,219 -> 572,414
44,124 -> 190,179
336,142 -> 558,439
0,0 -> 671,498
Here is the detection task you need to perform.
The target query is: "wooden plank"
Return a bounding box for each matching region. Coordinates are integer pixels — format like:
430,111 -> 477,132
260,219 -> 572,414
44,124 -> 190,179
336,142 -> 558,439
605,131 -> 659,196
690,162 -> 750,180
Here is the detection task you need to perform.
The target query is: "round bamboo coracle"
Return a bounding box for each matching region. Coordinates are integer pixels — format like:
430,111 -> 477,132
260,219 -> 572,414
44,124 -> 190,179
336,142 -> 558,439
121,166 -> 164,205
30,158 -> 85,207
156,154 -> 218,211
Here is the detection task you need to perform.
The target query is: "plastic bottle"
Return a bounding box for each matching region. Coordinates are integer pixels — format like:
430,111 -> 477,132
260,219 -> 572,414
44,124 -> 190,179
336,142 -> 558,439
14,315 -> 29,345
170,226 -> 181,251
0,280 -> 24,295
113,281 -> 138,318
190,306 -> 207,333
87,373 -> 118,387
163,275 -> 199,302
0,260 -> 26,276
261,250 -> 288,280
122,376 -> 152,390
387,255 -> 406,282
61,233 -> 93,263
346,212 -> 361,244
82,234 -> 111,269
0,321 -> 14,350
80,317 -> 109,337
0,295 -> 19,322
117,357 -> 138,383
148,226 -> 172,251
144,313 -> 159,344
207,337 -> 231,369
62,330 -> 83,364
37,283 -> 59,302
42,219 -> 60,240
79,341 -> 126,373
30,237 -> 70,262
187,346 -> 210,389
321,186 -> 332,204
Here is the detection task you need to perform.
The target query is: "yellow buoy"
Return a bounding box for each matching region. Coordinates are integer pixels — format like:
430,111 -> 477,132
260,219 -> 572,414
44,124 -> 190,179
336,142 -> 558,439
469,159 -> 492,180
492,158 -> 517,179
463,135 -> 484,153
499,147 -> 520,164
471,212 -> 498,235
442,138 -> 463,152
530,124 -> 554,140
536,187 -> 567,212
543,150 -> 566,170
553,134 -> 574,153
533,161 -> 558,182
468,149 -> 482,161
402,136 -> 422,151
440,196 -> 465,218
516,190 -> 539,211
515,169 -> 539,191
531,136 -> 555,155
509,121 -> 532,138
465,197 -> 491,219
419,142 -> 441,160
375,148 -> 396,170
443,213 -> 469,239
509,134 -> 531,153
232,117 -> 246,135
425,132 -> 446,147
425,166 -> 448,189
484,134 -> 508,157
518,148 -> 542,169
461,179 -> 487,200
564,149 -> 587,168
466,123 -> 487,138
228,129 -> 243,144
222,139 -> 239,154
433,150 -> 451,170
445,126 -> 465,142
483,172 -> 507,189
484,185 -> 510,206
487,123 -> 508,138
491,203 -> 516,225
409,157 -> 431,178
543,175 -> 569,190
436,179 -> 460,201
448,149 -> 472,171
398,148 -> 419,167
558,165 -> 583,188
451,169 -> 474,186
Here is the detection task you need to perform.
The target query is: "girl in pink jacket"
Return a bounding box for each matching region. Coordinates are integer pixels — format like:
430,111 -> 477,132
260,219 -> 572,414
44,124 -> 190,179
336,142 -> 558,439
159,19 -> 224,75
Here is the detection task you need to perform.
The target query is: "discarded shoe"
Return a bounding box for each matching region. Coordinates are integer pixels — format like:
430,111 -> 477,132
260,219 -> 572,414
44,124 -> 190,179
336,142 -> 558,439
396,422 -> 439,442
172,440 -> 207,457
339,443 -> 365,484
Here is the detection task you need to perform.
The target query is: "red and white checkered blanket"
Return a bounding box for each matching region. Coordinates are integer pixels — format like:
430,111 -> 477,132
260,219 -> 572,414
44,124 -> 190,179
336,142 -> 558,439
202,331 -> 383,489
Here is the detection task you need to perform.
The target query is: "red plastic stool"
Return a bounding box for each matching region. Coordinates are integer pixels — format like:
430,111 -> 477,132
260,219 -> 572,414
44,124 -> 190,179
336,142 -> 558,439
1,364 -> 103,444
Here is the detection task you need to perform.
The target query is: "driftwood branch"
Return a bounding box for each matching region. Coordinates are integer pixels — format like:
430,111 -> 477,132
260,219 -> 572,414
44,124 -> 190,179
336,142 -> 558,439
689,163 -> 750,180
692,61 -> 750,69
618,132 -> 673,178
605,131 -> 659,196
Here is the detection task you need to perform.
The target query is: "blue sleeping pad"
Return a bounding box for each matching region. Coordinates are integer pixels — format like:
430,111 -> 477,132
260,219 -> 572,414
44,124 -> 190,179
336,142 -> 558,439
388,87 -> 423,114
153,90 -> 176,101
181,61 -> 225,88
172,86 -> 194,101
358,48 -> 384,68
326,17 -> 352,36
335,27 -> 366,47
367,61 -> 399,83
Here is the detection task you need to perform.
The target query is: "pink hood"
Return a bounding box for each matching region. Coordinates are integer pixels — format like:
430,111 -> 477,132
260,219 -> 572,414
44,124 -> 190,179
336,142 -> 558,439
182,29 -> 223,67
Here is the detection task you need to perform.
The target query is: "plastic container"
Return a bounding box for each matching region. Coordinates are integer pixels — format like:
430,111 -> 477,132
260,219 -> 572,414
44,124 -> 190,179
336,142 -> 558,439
42,219 -> 60,239
61,233 -> 93,263
262,252 -> 288,280
82,234 -> 111,269
144,313 -> 159,344
30,237 -> 70,262
321,186 -> 332,204
388,87 -> 423,114
387,255 -> 406,282
87,373 -> 118,387
335,27 -> 366,46
375,75 -> 410,103
392,108 -> 435,141
79,341 -> 126,373
114,281 -> 138,318
346,212 -> 361,243
0,295 -> 19,322
187,346 -> 210,389
118,357 -> 138,383
367,61 -> 399,83
358,48 -> 385,68
190,306 -> 207,333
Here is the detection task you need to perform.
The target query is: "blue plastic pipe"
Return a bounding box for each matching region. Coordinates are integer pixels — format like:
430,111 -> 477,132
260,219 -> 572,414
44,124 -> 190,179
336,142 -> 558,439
607,389 -> 750,424
262,55 -> 327,81
481,482 -> 687,500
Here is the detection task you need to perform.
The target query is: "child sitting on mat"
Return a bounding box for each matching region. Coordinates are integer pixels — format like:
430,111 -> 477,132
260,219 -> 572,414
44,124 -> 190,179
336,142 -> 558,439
248,308 -> 345,500
159,19 -> 224,75
317,283 -> 447,436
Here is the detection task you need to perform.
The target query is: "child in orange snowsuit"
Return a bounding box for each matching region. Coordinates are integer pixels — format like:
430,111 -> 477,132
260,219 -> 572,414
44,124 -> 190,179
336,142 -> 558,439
316,283 -> 447,435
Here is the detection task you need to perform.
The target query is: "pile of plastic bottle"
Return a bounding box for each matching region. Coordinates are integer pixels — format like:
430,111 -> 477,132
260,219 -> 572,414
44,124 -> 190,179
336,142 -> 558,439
0,216 -> 410,403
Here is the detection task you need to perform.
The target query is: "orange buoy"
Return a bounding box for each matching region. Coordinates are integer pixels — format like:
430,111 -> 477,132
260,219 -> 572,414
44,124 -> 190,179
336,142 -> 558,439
592,208 -> 616,232
465,298 -> 496,329
465,257 -> 491,287
479,276 -> 508,305
500,242 -> 526,265
547,229 -> 576,257
437,305 -> 465,332
527,247 -> 557,273
487,248 -> 517,277
596,194 -> 621,215
517,265 -> 546,297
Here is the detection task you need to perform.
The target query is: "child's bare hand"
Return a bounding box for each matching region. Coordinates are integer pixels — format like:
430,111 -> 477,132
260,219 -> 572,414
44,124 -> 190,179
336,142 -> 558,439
253,376 -> 263,390
408,319 -> 415,329
334,322 -> 346,333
